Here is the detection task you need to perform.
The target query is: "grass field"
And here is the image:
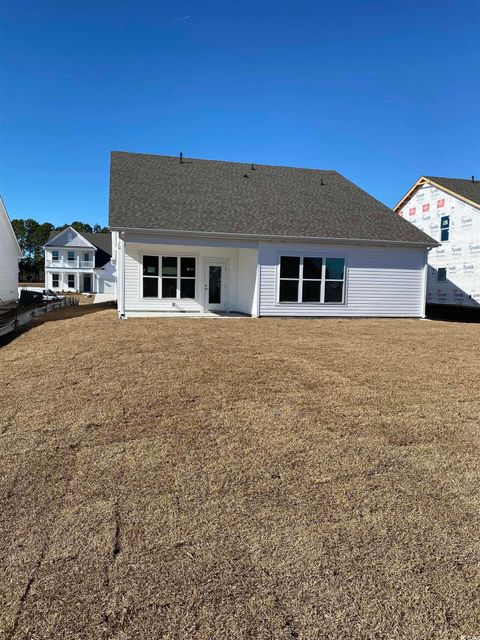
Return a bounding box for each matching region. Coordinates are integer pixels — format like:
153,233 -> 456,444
0,307 -> 479,639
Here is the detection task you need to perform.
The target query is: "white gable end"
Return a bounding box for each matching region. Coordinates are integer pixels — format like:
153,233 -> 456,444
46,226 -> 95,248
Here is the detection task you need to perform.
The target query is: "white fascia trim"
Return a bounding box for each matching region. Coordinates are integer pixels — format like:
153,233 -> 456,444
109,226 -> 439,249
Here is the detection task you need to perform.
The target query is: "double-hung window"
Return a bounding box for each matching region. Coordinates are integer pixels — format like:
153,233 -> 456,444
67,251 -> 75,262
143,256 -> 196,298
52,250 -> 59,262
279,256 -> 345,304
52,274 -> 59,288
68,274 -> 75,288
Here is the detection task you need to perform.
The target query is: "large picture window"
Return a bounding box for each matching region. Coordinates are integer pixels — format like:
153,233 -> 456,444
279,256 -> 345,304
143,256 -> 196,299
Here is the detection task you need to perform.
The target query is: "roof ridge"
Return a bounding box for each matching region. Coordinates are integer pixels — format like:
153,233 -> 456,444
110,150 -> 338,174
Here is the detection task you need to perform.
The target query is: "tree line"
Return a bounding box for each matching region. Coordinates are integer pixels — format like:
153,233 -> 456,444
12,218 -> 109,282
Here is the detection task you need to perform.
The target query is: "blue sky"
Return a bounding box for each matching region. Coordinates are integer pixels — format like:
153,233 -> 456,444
1,0 -> 479,228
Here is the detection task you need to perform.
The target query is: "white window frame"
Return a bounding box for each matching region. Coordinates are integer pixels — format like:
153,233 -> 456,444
67,251 -> 75,262
51,273 -> 59,288
277,254 -> 346,305
67,274 -> 76,289
141,254 -> 197,299
52,250 -> 59,262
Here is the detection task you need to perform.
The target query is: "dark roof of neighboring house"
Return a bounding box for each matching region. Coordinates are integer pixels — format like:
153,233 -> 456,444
46,229 -> 112,268
425,177 -> 480,206
108,152 -> 436,246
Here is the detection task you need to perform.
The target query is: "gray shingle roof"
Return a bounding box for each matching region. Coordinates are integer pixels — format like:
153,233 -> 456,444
425,177 -> 480,206
109,151 -> 437,245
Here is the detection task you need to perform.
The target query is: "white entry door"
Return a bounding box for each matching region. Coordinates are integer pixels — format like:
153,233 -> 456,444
204,262 -> 227,310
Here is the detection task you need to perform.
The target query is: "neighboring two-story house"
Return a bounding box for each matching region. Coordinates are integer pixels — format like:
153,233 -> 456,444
395,177 -> 480,310
44,227 -> 115,296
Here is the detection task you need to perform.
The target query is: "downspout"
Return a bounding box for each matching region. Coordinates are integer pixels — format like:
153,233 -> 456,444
255,243 -> 261,318
118,232 -> 126,319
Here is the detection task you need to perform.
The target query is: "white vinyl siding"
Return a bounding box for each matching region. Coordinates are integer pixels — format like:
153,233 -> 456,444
120,234 -> 427,318
0,200 -> 21,302
258,241 -> 427,317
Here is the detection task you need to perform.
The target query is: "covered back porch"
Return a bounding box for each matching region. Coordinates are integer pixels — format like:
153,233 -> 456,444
121,233 -> 259,317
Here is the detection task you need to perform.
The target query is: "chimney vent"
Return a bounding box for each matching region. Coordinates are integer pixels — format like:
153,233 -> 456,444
180,152 -> 183,164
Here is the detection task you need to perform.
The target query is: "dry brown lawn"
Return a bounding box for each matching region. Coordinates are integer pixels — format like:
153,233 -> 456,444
0,307 -> 479,639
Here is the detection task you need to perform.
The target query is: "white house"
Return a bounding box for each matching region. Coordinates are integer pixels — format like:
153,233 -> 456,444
109,152 -> 438,319
44,227 -> 115,295
395,176 -> 480,310
0,196 -> 22,304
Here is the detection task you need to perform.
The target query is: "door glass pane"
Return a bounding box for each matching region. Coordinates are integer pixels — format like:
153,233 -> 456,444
181,257 -> 196,277
279,279 -> 298,302
302,280 -> 321,302
162,257 -> 177,276
209,266 -> 221,304
303,257 -> 322,279
325,281 -> 343,303
180,279 -> 195,298
280,256 -> 300,278
162,278 -> 177,297
325,258 -> 345,280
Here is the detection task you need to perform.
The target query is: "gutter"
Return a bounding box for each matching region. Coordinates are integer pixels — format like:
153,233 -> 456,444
108,226 -> 439,249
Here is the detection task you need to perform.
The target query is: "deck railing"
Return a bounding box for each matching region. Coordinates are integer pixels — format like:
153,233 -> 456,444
45,259 -> 94,268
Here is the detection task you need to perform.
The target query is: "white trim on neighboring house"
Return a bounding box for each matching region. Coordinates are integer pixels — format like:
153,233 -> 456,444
394,177 -> 480,213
